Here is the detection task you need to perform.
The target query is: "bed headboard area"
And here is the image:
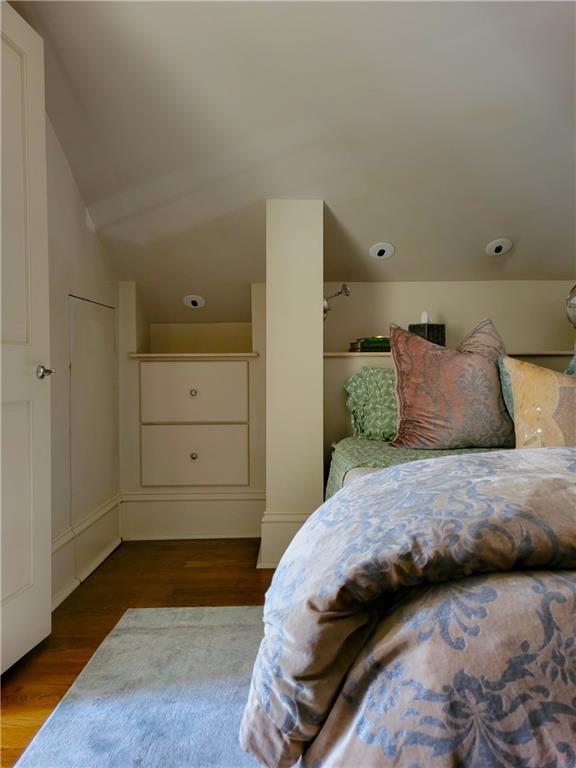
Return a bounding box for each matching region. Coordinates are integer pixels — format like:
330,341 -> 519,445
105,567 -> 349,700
323,280 -> 575,463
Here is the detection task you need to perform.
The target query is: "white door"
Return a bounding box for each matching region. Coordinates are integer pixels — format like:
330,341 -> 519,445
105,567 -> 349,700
1,4 -> 51,672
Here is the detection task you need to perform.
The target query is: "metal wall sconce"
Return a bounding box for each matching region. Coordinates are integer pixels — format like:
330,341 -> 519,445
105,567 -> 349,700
324,283 -> 351,321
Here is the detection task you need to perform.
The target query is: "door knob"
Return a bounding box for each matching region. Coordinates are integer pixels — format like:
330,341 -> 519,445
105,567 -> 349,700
36,364 -> 55,380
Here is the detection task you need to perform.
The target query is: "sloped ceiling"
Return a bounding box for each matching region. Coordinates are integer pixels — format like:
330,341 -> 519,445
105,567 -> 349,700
15,1 -> 576,322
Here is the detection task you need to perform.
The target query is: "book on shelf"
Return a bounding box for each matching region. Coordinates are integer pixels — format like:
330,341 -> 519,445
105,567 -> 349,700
349,336 -> 391,352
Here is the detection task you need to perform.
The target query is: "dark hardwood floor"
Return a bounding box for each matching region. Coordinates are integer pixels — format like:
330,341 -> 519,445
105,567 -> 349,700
1,539 -> 274,768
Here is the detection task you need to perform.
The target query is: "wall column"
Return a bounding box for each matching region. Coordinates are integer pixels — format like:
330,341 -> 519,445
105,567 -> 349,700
259,200 -> 324,567
117,281 -> 149,496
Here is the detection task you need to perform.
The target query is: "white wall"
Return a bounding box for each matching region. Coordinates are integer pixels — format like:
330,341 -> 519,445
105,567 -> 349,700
22,1 -> 574,331
46,119 -> 120,607
118,282 -> 148,500
150,322 -> 252,353
323,281 -> 575,353
69,297 -> 118,522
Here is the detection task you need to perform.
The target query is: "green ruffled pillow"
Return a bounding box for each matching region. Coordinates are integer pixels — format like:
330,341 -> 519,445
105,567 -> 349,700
345,367 -> 397,441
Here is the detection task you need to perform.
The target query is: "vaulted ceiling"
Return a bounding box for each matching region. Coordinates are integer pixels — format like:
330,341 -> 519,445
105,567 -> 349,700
16,1 -> 576,322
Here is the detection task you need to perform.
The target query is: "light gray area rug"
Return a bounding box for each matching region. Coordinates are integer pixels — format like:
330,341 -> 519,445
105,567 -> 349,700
16,607 -> 265,768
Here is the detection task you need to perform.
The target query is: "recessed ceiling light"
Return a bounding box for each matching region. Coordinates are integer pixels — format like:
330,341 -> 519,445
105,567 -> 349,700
485,238 -> 513,256
182,294 -> 206,309
369,242 -> 396,260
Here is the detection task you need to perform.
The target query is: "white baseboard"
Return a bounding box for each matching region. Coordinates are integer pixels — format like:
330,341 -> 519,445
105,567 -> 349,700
52,492 -> 268,607
51,495 -> 121,608
121,491 -> 266,503
258,510 -> 311,567
120,494 -> 265,540
52,534 -> 79,609
51,571 -> 80,610
256,545 -> 277,570
75,537 -> 121,582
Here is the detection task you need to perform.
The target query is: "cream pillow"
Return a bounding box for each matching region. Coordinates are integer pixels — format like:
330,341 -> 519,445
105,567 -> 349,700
499,356 -> 576,448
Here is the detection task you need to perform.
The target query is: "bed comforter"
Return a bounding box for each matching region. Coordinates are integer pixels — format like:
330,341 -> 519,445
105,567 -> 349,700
240,449 -> 576,768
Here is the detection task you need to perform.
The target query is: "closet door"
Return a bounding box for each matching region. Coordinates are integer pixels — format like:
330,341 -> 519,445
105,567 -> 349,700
1,5 -> 51,672
69,297 -> 117,527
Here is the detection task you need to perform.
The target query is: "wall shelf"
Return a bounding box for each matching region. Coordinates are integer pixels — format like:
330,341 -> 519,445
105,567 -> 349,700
324,352 -> 392,358
129,352 -> 259,361
324,351 -> 573,359
510,351 -> 573,356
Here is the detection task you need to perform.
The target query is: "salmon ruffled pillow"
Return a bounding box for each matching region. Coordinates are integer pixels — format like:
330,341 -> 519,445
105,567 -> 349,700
498,356 -> 576,448
391,319 -> 514,449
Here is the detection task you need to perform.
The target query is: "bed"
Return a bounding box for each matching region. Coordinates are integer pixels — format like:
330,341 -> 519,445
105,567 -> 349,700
241,448 -> 576,767
324,356 -> 510,500
325,436 -> 500,498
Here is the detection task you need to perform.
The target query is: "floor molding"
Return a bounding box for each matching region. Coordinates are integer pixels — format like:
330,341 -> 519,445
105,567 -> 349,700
73,494 -> 122,537
52,527 -> 75,554
53,491 -> 267,606
121,491 -> 265,503
51,577 -> 80,611
75,538 -> 122,582
51,495 -> 121,608
121,532 -> 260,541
120,494 -> 264,540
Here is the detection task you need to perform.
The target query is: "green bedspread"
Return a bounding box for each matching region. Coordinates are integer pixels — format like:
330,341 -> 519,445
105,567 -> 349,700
325,437 -> 499,499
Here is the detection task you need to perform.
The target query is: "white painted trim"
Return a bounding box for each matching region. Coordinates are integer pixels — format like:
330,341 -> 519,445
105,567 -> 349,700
72,494 -> 121,537
121,532 -> 260,541
121,491 -> 265,503
51,578 -> 80,611
259,515 -> 308,568
52,494 -> 121,551
261,512 -> 310,524
51,495 -> 121,608
52,527 -> 75,553
75,538 -> 121,582
53,491 -> 266,604
256,546 -> 277,569
120,495 -> 264,541
324,352 -> 392,358
52,536 -> 121,609
323,351 -> 573,358
128,353 -> 259,361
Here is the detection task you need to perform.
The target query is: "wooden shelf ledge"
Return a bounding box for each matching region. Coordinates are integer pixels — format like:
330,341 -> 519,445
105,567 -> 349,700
510,351 -> 574,357
324,352 -> 392,358
323,350 -> 573,359
129,352 -> 260,361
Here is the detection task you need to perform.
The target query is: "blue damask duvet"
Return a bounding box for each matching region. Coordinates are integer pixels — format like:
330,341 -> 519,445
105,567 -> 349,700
241,448 -> 576,768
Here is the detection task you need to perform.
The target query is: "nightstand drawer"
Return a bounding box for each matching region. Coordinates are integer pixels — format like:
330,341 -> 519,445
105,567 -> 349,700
140,361 -> 248,423
141,424 -> 249,486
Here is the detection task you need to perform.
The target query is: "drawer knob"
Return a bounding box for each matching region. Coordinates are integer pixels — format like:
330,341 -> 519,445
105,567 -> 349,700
190,452 -> 198,461
190,388 -> 198,397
